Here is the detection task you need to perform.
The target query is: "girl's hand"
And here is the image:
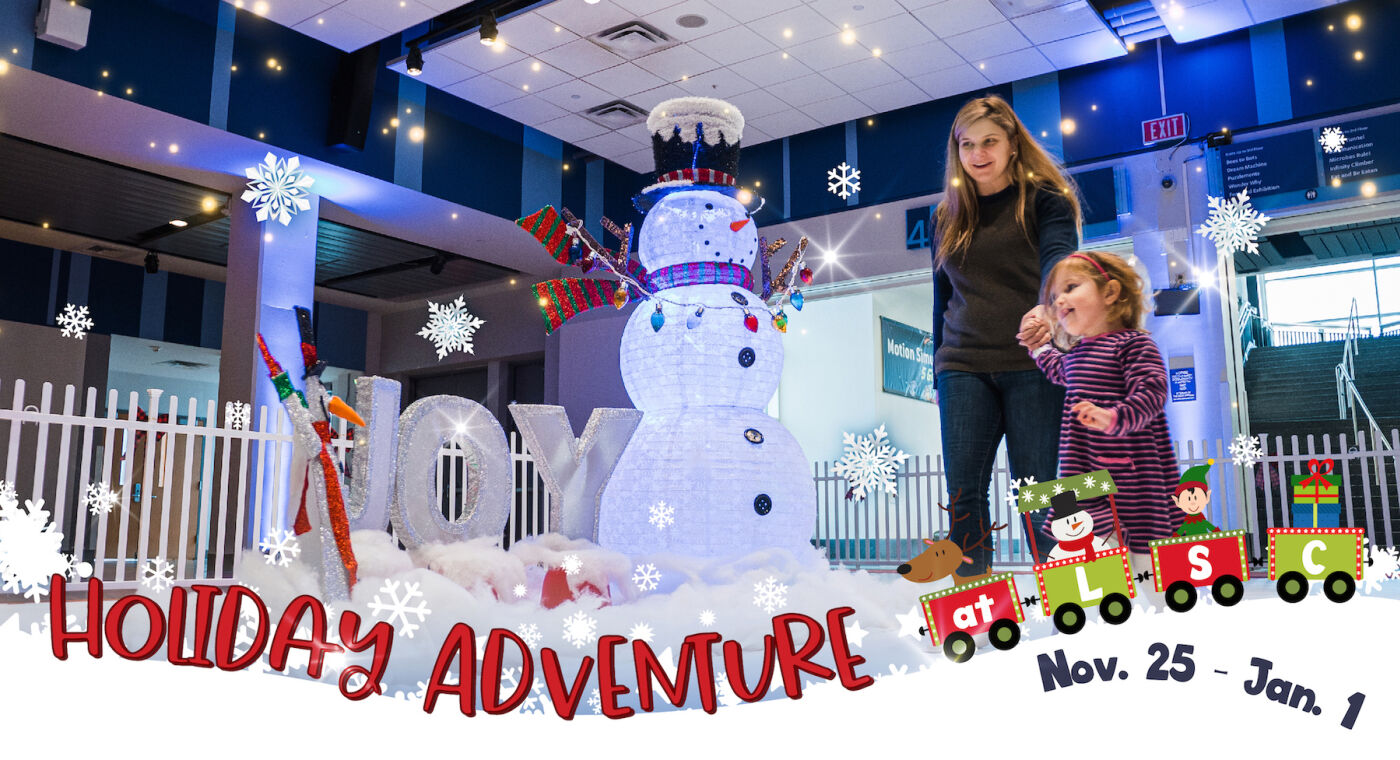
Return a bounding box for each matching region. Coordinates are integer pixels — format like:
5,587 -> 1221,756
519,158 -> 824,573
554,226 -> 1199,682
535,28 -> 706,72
1071,401 -> 1117,431
1017,306 -> 1051,349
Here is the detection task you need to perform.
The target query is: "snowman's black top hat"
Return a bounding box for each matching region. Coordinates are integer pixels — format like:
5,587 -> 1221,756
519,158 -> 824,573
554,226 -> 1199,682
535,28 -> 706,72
633,97 -> 763,214
1050,490 -> 1086,519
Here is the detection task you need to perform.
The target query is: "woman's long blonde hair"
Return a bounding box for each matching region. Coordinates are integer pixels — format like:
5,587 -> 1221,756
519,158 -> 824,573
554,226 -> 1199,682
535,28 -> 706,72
934,95 -> 1082,268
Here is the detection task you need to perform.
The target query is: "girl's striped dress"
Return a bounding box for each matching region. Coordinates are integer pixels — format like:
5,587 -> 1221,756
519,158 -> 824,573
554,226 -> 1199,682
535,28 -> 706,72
1034,330 -> 1182,554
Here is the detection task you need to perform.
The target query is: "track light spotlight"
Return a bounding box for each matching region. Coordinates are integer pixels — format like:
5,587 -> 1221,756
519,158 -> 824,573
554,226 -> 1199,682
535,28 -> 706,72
406,46 -> 423,76
144,252 -> 159,275
429,251 -> 448,275
479,12 -> 498,46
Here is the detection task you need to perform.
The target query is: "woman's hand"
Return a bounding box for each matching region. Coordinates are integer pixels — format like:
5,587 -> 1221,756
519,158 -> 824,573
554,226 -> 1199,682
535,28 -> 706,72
1070,401 -> 1117,432
1017,306 -> 1051,351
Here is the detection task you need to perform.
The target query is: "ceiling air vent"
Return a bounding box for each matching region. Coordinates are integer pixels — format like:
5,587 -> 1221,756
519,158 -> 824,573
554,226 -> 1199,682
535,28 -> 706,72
590,20 -> 676,58
583,100 -> 649,130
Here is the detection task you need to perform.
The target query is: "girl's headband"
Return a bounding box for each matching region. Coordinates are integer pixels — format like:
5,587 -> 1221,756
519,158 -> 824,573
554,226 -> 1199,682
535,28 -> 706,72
1068,252 -> 1111,280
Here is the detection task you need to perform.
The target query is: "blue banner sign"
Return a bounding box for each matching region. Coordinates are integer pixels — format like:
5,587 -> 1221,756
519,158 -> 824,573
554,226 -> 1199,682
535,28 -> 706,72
1221,130 -> 1320,196
880,317 -> 935,403
1169,354 -> 1197,403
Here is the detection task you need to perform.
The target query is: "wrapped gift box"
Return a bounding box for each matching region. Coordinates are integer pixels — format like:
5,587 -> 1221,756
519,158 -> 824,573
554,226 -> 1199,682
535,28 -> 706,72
1290,458 -> 1341,528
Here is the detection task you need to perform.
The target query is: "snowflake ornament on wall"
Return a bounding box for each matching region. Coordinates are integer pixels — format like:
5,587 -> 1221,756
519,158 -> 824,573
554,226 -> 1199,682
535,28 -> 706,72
82,482 -> 120,516
368,579 -> 431,638
0,492 -> 74,601
1319,126 -> 1347,154
1197,188 -> 1271,256
418,295 -> 486,360
833,424 -> 910,500
827,162 -> 861,200
242,152 -> 314,227
57,304 -> 94,340
1228,434 -> 1263,468
225,401 -> 251,431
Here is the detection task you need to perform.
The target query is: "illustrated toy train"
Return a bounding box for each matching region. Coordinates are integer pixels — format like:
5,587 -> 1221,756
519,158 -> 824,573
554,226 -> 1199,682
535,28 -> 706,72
903,464 -> 1371,662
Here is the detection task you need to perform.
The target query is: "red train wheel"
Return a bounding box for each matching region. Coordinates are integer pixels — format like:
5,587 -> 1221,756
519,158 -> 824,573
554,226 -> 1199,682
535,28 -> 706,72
1324,571 -> 1356,603
943,631 -> 975,663
1211,575 -> 1243,606
1166,580 -> 1198,613
989,619 -> 1020,651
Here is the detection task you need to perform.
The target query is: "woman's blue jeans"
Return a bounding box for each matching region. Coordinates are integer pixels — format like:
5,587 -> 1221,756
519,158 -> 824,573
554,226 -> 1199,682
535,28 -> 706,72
937,369 -> 1064,573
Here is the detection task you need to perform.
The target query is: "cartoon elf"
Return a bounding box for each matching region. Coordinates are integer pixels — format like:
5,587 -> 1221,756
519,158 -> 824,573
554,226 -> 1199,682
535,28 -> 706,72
1172,459 -> 1220,537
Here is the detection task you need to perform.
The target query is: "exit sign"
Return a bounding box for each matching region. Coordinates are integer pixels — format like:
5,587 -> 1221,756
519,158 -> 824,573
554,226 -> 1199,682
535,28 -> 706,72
1142,113 -> 1188,145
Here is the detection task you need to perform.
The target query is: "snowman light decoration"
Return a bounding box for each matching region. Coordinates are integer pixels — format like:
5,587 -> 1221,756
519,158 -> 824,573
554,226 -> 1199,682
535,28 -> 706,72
1046,491 -> 1115,562
519,97 -> 817,562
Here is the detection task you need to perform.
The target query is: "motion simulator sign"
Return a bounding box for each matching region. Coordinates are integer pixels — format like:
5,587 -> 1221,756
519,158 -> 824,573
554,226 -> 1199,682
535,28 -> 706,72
880,317 -> 935,403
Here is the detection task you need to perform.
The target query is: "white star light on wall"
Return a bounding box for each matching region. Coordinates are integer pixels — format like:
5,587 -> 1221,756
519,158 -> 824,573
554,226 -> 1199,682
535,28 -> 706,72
242,152 -> 314,226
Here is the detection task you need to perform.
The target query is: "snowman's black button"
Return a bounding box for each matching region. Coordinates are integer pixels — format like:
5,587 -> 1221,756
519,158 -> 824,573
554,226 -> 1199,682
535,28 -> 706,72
730,291 -> 749,306
744,428 -> 764,444
738,347 -> 756,367
753,494 -> 772,515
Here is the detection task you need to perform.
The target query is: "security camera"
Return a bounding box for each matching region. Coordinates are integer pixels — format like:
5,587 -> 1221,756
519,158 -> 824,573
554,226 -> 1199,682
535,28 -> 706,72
1161,175 -> 1175,190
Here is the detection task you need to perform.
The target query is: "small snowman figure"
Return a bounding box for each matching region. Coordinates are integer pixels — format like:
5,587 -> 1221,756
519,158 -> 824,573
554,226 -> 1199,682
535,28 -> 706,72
1046,491 -> 1114,562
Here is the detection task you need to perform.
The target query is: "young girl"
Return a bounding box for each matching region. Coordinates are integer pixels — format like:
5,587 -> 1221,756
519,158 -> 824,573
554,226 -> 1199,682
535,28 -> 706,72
1020,251 -> 1182,557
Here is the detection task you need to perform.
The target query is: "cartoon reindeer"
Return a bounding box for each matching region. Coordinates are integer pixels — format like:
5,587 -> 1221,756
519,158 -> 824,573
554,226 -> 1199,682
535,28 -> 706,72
896,490 -> 1008,587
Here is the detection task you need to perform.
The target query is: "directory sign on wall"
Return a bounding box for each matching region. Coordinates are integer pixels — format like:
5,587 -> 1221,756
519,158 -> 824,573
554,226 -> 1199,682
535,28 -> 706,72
1321,111 -> 1400,186
1220,130 -> 1320,196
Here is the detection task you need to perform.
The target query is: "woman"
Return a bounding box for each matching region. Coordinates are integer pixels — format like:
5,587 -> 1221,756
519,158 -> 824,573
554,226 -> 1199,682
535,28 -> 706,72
931,95 -> 1081,575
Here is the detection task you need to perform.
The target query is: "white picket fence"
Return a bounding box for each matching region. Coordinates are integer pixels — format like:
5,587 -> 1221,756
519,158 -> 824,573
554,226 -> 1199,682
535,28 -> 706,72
0,380 -> 551,592
814,430 -> 1400,570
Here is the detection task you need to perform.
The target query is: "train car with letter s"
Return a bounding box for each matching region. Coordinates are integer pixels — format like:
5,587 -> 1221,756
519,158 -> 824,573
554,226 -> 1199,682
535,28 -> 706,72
1148,529 -> 1249,612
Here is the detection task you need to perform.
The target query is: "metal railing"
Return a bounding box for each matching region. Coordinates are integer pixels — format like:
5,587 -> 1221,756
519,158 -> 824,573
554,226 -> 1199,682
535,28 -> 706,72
1335,299 -> 1393,456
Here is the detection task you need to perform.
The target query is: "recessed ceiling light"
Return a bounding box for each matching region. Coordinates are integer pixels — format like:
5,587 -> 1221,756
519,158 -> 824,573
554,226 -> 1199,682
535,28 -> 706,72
840,29 -> 856,44
1060,118 -> 1076,135
409,126 -> 425,142
267,58 -> 277,68
168,143 -> 179,153
169,219 -> 188,227
531,61 -> 541,71
202,197 -> 218,212
1354,50 -> 1364,61
782,28 -> 793,39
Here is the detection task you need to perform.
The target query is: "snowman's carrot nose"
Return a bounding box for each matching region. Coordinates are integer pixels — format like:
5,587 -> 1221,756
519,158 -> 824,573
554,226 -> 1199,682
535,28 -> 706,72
730,218 -> 751,232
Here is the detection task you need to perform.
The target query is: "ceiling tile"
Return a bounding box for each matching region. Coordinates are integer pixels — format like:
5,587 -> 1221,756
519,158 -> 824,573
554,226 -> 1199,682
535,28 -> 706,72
575,131 -> 649,157
727,51 -> 814,87
687,24 -> 779,66
766,73 -> 844,107
1162,0 -> 1253,43
617,147 -> 656,173
675,67 -> 756,98
822,57 -> 905,91
976,47 -> 1055,84
338,0 -> 436,31
704,0 -> 804,24
642,1 -> 739,42
290,9 -> 385,53
263,0 -> 332,29
627,83 -> 692,111
786,33 -> 877,71
536,38 -> 629,77
854,13 -> 938,53
632,45 -> 721,81
910,63 -> 993,100
897,0 -> 944,9
1009,0 -> 1109,45
491,57 -> 575,92
535,78 -> 615,111
1037,28 -> 1126,69
436,36 -> 526,72
404,53 -> 477,89
583,63 -> 668,97
801,94 -> 873,125
881,38 -> 965,76
1243,0 -> 1340,24
536,114 -> 611,144
536,0 -> 640,37
740,124 -> 773,146
852,78 -> 930,112
492,95 -> 570,125
497,12 -> 581,55
808,0 -> 909,27
612,0 -> 685,16
724,89 -> 790,120
748,109 -> 822,139
443,74 -> 529,108
911,0 -> 1007,38
742,4 -> 841,46
944,21 -> 1032,60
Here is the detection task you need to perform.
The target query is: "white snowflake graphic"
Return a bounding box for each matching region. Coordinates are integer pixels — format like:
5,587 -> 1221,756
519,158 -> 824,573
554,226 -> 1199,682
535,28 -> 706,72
64,553 -> 93,582
56,303 -> 94,340
698,609 -> 716,626
1228,434 -> 1263,468
587,688 -> 602,715
752,575 -> 788,614
827,161 -> 861,200
257,529 -> 300,567
1039,493 -> 1050,504
1003,476 -> 1038,507
833,425 -> 910,500
0,493 -> 70,601
1083,474 -> 1098,490
0,481 -> 14,503
632,563 -> 661,592
368,579 -> 431,638
225,401 -> 251,431
648,501 -> 675,530
560,553 -> 583,577
499,668 -> 547,715
1362,540 -> 1399,594
1051,483 -> 1065,495
417,295 -> 485,360
512,583 -> 528,598
241,152 -> 315,227
141,557 -> 175,593
715,672 -> 743,708
516,622 -> 543,648
1319,126 -> 1347,154
628,622 -> 654,642
1197,188 -> 1271,256
82,482 -> 120,516
560,610 -> 597,649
